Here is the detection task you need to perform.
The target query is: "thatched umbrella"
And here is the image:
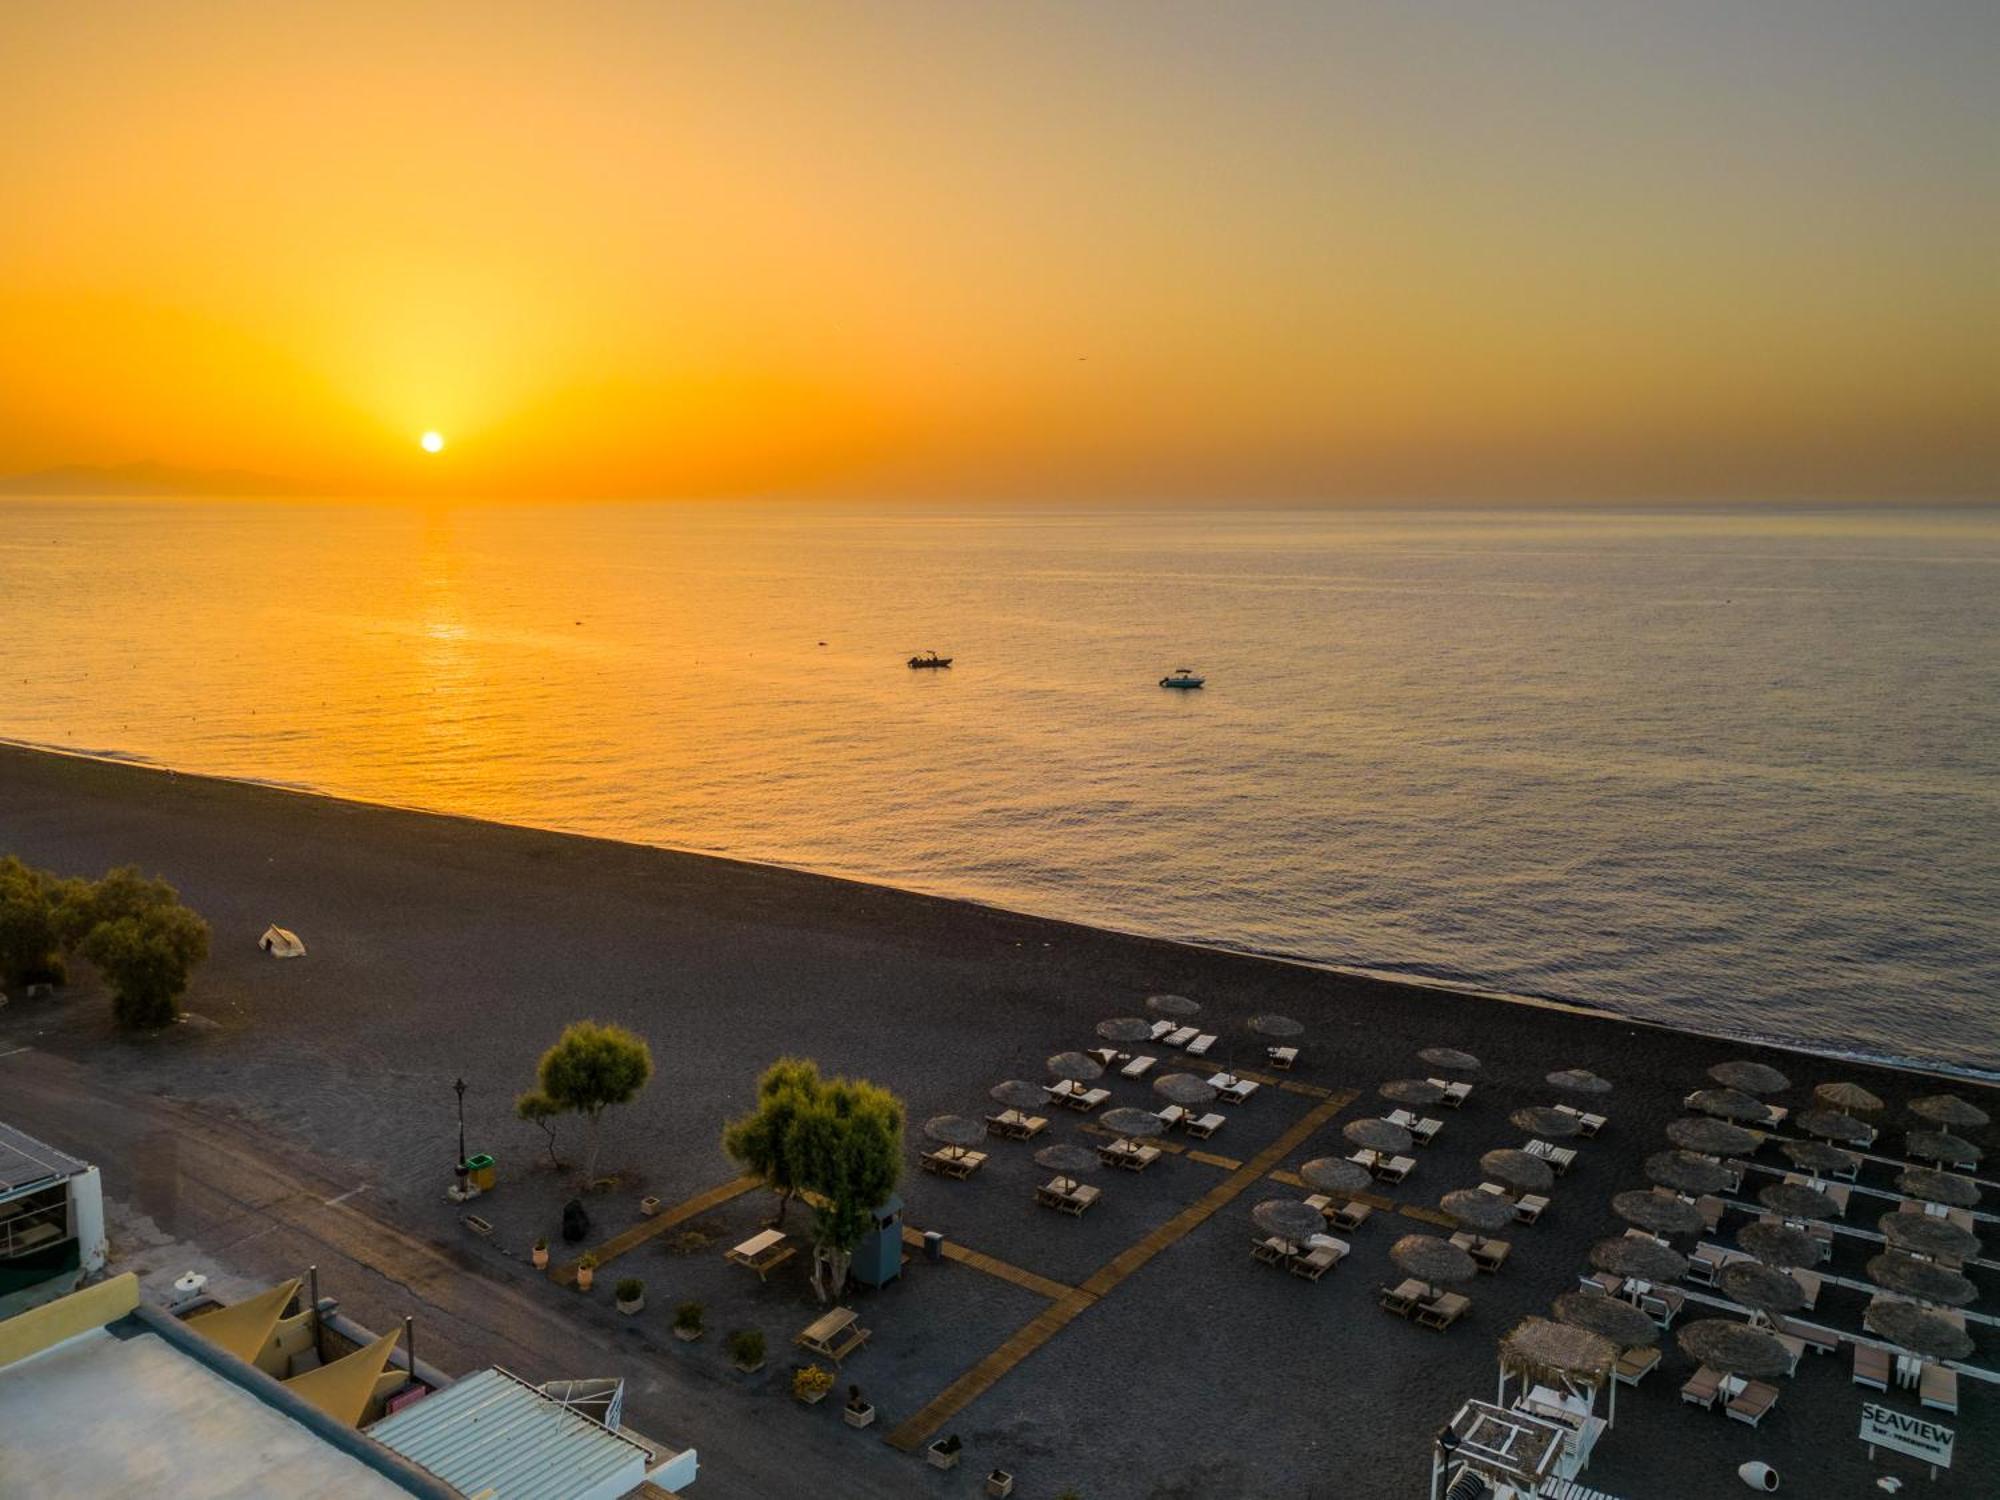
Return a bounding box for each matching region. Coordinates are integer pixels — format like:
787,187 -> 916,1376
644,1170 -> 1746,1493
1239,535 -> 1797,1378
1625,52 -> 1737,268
1047,1051 -> 1104,1083
1667,1116 -> 1761,1157
924,1115 -> 985,1161
1251,1198 -> 1326,1253
1867,1253 -> 1977,1308
1099,1106 -> 1165,1144
1419,1046 -> 1481,1072
1907,1131 -> 1982,1167
1719,1262 -> 1806,1317
990,1079 -> 1048,1112
1152,1072 -> 1217,1108
1146,993 -> 1200,1017
1898,1166 -> 1980,1209
1441,1188 -> 1516,1233
1878,1212 -> 1981,1263
1298,1157 -> 1374,1196
1796,1108 -> 1871,1144
1345,1118 -> 1414,1156
1646,1151 -> 1734,1196
1499,1318 -> 1616,1404
1864,1299 -> 1974,1363
1553,1292 -> 1658,1349
1249,1014 -> 1303,1038
1815,1080 -> 1884,1113
1389,1233 -> 1476,1297
1590,1236 -> 1688,1283
1782,1139 -> 1859,1177
1909,1094 -> 1990,1130
1613,1191 -> 1704,1237
1511,1106 -> 1582,1139
1687,1087 -> 1767,1122
1758,1181 -> 1840,1221
1380,1078 -> 1446,1107
1095,1016 -> 1154,1043
1709,1060 -> 1790,1095
1676,1320 -> 1792,1380
1738,1221 -> 1820,1269
1547,1068 -> 1612,1095
1481,1148 -> 1554,1193
1035,1143 -> 1099,1195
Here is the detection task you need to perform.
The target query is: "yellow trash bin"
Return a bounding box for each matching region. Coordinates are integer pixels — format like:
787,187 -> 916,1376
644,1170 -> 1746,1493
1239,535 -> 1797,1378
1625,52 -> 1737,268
467,1153 -> 496,1191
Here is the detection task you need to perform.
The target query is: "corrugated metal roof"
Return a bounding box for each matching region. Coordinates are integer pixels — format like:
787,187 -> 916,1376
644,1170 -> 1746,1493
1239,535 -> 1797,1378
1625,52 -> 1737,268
0,1121 -> 89,1194
368,1367 -> 649,1500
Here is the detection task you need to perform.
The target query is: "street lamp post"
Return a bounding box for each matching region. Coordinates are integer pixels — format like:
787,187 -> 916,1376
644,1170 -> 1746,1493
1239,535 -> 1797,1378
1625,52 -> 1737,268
453,1077 -> 468,1185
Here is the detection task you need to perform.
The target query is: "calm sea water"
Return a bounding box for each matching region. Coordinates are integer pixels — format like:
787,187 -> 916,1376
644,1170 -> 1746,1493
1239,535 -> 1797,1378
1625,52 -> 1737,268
3,499 -> 1996,1075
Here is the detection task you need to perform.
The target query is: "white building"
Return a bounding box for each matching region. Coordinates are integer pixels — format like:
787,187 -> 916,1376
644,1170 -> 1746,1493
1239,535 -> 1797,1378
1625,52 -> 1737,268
0,1121 -> 107,1318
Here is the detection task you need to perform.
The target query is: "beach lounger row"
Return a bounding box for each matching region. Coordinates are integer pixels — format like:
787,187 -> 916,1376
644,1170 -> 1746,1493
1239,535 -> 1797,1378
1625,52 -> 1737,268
1425,1078 -> 1472,1107
1776,1315 -> 1835,1356
1155,1104 -> 1226,1138
1159,1027 -> 1218,1056
1553,1102 -> 1607,1137
1687,1242 -> 1751,1286
1045,1080 -> 1112,1112
1384,1108 -> 1441,1145
1613,1346 -> 1660,1386
1476,1182 -> 1548,1223
1351,1149 -> 1415,1184
985,1109 -> 1048,1141
1251,1233 -> 1350,1280
1379,1278 -> 1470,1329
1448,1231 -> 1511,1274
1035,1178 -> 1101,1216
921,1148 -> 988,1179
1208,1072 -> 1259,1104
1681,1365 -> 1782,1426
1120,1054 -> 1157,1079
1097,1140 -> 1161,1172
1302,1194 -> 1374,1232
1523,1139 -> 1577,1175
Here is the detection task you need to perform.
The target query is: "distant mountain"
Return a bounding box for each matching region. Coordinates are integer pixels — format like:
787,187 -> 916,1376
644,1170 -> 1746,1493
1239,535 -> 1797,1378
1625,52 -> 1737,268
0,461 -> 312,497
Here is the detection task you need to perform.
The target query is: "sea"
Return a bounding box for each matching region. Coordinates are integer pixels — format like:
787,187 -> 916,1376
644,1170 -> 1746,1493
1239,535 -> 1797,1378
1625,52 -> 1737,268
2,498 -> 1995,1076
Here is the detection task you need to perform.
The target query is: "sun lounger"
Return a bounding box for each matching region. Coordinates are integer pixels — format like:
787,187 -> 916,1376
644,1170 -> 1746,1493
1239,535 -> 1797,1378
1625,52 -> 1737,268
1034,1179 -> 1100,1217
1775,1335 -> 1806,1376
1266,1045 -> 1298,1070
1211,1074 -> 1259,1104
1774,1315 -> 1834,1357
1426,1078 -> 1472,1108
1066,1086 -> 1111,1113
1119,1054 -> 1158,1079
1149,1019 -> 1177,1041
1694,1194 -> 1726,1231
1098,1140 -> 1160,1172
1086,1047 -> 1120,1067
1251,1235 -> 1289,1265
1920,1364 -> 1958,1415
1155,1105 -> 1189,1129
1513,1194 -> 1549,1224
1849,1342 -> 1890,1390
984,1110 -> 1048,1140
1185,1033 -> 1217,1057
1469,1236 -> 1511,1274
1290,1234 -> 1349,1280
1637,1287 -> 1685,1327
1786,1268 -> 1822,1311
1374,1154 -> 1415,1184
1416,1291 -> 1470,1331
1579,1271 -> 1623,1297
1185,1112 -> 1226,1139
1380,1277 -> 1425,1316
1680,1365 -> 1722,1409
1044,1079 -> 1080,1103
921,1148 -> 987,1179
1553,1103 -> 1607,1137
1614,1346 -> 1660,1386
1523,1139 -> 1577,1175
1163,1026 -> 1198,1048
1726,1380 -> 1780,1427
1384,1109 -> 1441,1145
1330,1200 -> 1373,1232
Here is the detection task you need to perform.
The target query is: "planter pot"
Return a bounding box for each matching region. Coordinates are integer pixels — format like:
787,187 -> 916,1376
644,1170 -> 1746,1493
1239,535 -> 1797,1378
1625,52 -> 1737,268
531,1247 -> 549,1270
640,1196 -> 663,1217
842,1403 -> 875,1429
733,1357 -> 766,1375
985,1473 -> 1013,1498
673,1325 -> 703,1342
1738,1462 -> 1778,1492
926,1444 -> 960,1472
576,1269 -> 595,1292
617,1296 -> 644,1316
797,1387 -> 830,1406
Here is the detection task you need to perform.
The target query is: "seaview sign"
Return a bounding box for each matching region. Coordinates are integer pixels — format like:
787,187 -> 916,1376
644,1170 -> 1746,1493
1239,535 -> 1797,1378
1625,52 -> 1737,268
1860,1403 -> 1953,1471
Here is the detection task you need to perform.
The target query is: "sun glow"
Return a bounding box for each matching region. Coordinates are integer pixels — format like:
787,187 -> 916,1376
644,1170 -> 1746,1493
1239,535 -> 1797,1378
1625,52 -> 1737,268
420,431 -> 445,454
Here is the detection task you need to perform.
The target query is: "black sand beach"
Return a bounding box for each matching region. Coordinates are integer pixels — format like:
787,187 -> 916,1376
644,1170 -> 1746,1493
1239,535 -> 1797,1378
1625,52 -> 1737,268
1,741 -> 1993,1499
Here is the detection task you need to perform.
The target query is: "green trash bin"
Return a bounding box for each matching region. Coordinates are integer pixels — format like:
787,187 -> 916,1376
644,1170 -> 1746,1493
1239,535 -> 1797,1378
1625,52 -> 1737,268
467,1153 -> 496,1191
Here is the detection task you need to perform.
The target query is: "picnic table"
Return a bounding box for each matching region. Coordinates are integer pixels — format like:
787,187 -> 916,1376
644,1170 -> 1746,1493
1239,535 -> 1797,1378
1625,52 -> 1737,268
795,1306 -> 871,1364
726,1229 -> 797,1282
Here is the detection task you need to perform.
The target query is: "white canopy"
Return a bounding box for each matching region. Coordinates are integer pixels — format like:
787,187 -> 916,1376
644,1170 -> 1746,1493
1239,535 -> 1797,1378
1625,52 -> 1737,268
258,926 -> 305,958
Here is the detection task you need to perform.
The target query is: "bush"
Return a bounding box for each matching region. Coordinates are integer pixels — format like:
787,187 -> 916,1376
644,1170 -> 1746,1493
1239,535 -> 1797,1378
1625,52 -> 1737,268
614,1277 -> 644,1302
53,866 -> 208,1028
577,1252 -> 600,1271
792,1364 -> 834,1400
727,1328 -> 765,1367
673,1300 -> 704,1333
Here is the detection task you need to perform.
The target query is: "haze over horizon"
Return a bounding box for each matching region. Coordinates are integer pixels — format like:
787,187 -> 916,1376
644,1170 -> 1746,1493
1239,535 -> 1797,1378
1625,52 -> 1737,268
4,1 -> 1996,504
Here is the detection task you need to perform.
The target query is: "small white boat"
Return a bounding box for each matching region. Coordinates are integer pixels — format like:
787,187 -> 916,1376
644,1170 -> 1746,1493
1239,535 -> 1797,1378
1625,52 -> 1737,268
1159,668 -> 1204,689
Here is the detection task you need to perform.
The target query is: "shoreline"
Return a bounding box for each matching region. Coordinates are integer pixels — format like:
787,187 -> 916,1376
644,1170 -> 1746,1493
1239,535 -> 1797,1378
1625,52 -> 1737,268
3,734 -> 1988,1085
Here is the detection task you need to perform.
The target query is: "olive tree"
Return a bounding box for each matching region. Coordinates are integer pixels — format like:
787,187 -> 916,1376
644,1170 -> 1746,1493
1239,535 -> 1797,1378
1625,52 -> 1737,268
719,1057 -> 823,1226
517,1021 -> 654,1186
53,865 -> 209,1029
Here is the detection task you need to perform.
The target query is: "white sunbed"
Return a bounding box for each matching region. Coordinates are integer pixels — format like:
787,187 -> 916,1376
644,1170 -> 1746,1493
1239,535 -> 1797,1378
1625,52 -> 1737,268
1149,1019 -> 1178,1041
1554,1103 -> 1607,1137
1067,1087 -> 1111,1112
1184,1033 -> 1217,1057
1120,1054 -> 1158,1079
1185,1112 -> 1226,1139
1163,1026 -> 1198,1049
1523,1139 -> 1577,1175
1266,1045 -> 1298,1070
1427,1078 -> 1472,1108
1384,1109 -> 1441,1145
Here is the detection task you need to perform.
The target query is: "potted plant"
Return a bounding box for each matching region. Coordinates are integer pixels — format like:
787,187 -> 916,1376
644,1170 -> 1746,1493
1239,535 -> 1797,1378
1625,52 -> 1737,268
614,1277 -> 645,1315
531,1236 -> 549,1271
985,1472 -> 1014,1498
726,1328 -> 766,1373
792,1364 -> 834,1406
842,1383 -> 874,1428
672,1300 -> 704,1342
926,1433 -> 961,1471
640,1195 -> 663,1217
575,1253 -> 599,1292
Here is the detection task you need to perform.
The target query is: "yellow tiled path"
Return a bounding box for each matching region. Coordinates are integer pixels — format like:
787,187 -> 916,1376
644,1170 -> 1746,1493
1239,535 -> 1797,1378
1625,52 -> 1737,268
553,1174 -> 760,1286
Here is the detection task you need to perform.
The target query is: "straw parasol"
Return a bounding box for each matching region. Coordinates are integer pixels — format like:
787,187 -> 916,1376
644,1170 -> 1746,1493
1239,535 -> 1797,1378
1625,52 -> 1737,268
1298,1157 -> 1374,1196
1910,1094 -> 1990,1130
1419,1046 -> 1481,1072
1095,1016 -> 1154,1042
1677,1320 -> 1792,1380
1035,1142 -> 1099,1194
1646,1151 -> 1734,1196
1709,1060 -> 1790,1095
1758,1181 -> 1840,1221
1249,1014 -> 1303,1038
1553,1292 -> 1658,1349
1099,1106 -> 1165,1143
1897,1166 -> 1980,1209
1667,1116 -> 1761,1156
1499,1318 -> 1616,1389
1612,1191 -> 1703,1237
1380,1078 -> 1446,1107
1152,1072 -> 1218,1108
1781,1139 -> 1859,1176
1481,1148 -> 1554,1193
1906,1130 -> 1982,1166
1866,1253 -> 1977,1308
990,1079 -> 1048,1112
1146,993 -> 1200,1017
1251,1198 -> 1326,1252
1046,1051 -> 1104,1083
1686,1087 -> 1767,1122
1738,1221 -> 1819,1268
1590,1236 -> 1688,1283
1345,1117 -> 1413,1155
1389,1233 -> 1476,1296
924,1115 -> 986,1158
1864,1299 -> 1975,1363
1878,1212 -> 1981,1263
1796,1108 -> 1871,1144
1441,1188 -> 1516,1233
1547,1068 -> 1612,1095
1814,1080 -> 1883,1113
1511,1106 -> 1582,1139
1719,1262 -> 1806,1316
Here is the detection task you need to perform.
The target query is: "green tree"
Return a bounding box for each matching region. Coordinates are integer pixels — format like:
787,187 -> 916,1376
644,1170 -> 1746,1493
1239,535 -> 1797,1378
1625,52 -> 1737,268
53,865 -> 209,1029
0,856 -> 64,988
719,1057 -> 823,1226
514,1088 -> 567,1169
518,1021 -> 653,1186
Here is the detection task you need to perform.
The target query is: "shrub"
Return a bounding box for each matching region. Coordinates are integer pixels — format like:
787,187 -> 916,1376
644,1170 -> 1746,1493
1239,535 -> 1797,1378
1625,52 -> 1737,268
577,1252 -> 600,1271
727,1328 -> 766,1367
519,1021 -> 654,1185
47,865 -> 209,1028
792,1364 -> 834,1400
673,1300 -> 704,1333
614,1277 -> 644,1302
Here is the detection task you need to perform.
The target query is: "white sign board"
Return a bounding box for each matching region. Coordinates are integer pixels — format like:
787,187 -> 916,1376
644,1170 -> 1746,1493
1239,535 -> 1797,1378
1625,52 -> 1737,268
1860,1403 -> 1953,1470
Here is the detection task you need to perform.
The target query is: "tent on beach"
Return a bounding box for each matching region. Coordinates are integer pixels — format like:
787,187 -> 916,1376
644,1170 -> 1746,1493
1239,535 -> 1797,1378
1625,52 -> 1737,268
259,925 -> 306,958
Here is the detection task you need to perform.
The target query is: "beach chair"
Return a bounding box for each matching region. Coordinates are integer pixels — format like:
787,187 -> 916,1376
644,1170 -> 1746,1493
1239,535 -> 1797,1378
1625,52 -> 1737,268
1758,1103 -> 1790,1130
1379,1278 -> 1423,1317
1251,1235 -> 1288,1266
1149,1019 -> 1178,1041
1523,1139 -> 1576,1175
1726,1380 -> 1779,1427
1693,1194 -> 1725,1231
1066,1086 -> 1110,1113
1416,1292 -> 1470,1331
1613,1346 -> 1660,1386
1786,1268 -> 1822,1312
1920,1365 -> 1958,1415
1513,1194 -> 1549,1224
1470,1237 -> 1511,1274
1680,1365 -> 1722,1409
1554,1103 -> 1607,1138
1185,1033 -> 1217,1057
1266,1045 -> 1298,1070
1119,1054 -> 1158,1079
1579,1271 -> 1623,1297
1384,1109 -> 1440,1145
1375,1155 -> 1415,1184
1099,1141 -> 1160,1172
1044,1079 -> 1080,1104
1719,1158 -> 1749,1192
1426,1078 -> 1472,1108
1163,1026 -> 1198,1049
1775,1334 -> 1806,1377
1290,1235 -> 1349,1280
1086,1047 -> 1120,1067
1185,1112 -> 1226,1139
1330,1200 -> 1373,1232
1212,1074 -> 1259,1104
1155,1104 -> 1189,1129
1637,1287 -> 1685,1328
1686,1244 -> 1727,1286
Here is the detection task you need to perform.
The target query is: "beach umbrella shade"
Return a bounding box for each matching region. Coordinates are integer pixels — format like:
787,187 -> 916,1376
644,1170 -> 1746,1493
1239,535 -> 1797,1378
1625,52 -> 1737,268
1864,1299 -> 1975,1363
1758,1181 -> 1841,1222
1380,1078 -> 1446,1107
1511,1106 -> 1582,1139
1686,1087 -> 1767,1122
1152,1072 -> 1218,1108
1298,1156 -> 1374,1196
1646,1151 -> 1735,1196
1418,1046 -> 1481,1072
1146,993 -> 1200,1017
1866,1253 -> 1977,1308
1095,1016 -> 1154,1043
1589,1236 -> 1689,1283
1708,1060 -> 1790,1095
1676,1320 -> 1792,1380
1878,1212 -> 1981,1263
1499,1318 -> 1617,1389
1035,1143 -> 1099,1193
1796,1108 -> 1871,1144
1814,1080 -> 1884,1113
1666,1117 -> 1761,1157
1897,1167 -> 1980,1209
1612,1191 -> 1704,1237
1481,1148 -> 1554,1193
1249,1013 -> 1303,1038
1440,1188 -> 1516,1233
1546,1068 -> 1612,1095
1781,1139 -> 1859,1177
1046,1051 -> 1104,1083
1553,1293 -> 1658,1349
990,1079 -> 1048,1112
1345,1118 -> 1413,1156
1098,1106 -> 1165,1143
1251,1198 -> 1326,1252
1737,1221 -> 1820,1269
1719,1262 -> 1806,1316
924,1115 -> 986,1156
1909,1094 -> 1989,1130
1389,1233 -> 1477,1296
1906,1130 -> 1982,1166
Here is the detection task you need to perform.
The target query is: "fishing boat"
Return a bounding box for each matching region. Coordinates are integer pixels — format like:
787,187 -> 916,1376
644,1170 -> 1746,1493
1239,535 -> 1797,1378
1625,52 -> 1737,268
908,651 -> 953,669
1160,668 -> 1204,689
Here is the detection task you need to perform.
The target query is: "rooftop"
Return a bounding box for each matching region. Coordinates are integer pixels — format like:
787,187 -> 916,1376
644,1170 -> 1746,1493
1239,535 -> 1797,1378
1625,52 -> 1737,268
0,1120 -> 88,1195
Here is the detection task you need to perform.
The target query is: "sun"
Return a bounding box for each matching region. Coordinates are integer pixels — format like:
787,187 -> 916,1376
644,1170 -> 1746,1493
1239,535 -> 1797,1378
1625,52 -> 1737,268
420,430 -> 445,454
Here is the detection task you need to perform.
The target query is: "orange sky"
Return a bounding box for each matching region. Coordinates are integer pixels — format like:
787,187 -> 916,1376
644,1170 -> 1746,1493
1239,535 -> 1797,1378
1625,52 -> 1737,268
2,1 -> 1995,502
